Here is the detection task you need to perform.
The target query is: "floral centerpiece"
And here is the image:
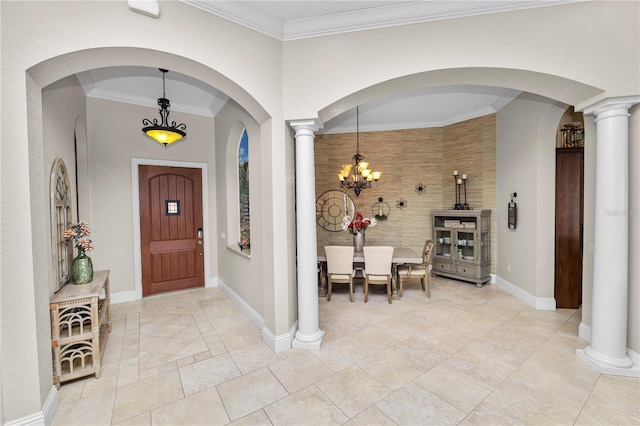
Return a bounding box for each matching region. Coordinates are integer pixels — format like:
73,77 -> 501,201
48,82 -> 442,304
63,221 -> 94,284
341,212 -> 376,235
342,212 -> 376,253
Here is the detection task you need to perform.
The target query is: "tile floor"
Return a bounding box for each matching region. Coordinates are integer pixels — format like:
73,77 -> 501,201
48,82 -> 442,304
53,276 -> 640,425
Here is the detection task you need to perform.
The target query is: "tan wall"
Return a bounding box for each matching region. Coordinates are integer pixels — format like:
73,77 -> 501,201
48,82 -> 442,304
315,114 -> 496,273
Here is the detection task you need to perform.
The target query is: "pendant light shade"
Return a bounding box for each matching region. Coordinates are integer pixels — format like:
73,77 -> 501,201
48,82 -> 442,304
142,69 -> 187,147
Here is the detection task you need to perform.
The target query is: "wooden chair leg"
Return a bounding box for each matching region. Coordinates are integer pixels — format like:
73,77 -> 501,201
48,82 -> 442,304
420,276 -> 425,291
364,279 -> 369,303
327,281 -> 332,301
399,276 -> 404,297
386,281 -> 392,304
349,279 -> 354,303
425,276 -> 431,298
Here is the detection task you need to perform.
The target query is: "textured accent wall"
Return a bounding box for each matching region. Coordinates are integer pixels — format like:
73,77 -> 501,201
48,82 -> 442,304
315,114 -> 496,273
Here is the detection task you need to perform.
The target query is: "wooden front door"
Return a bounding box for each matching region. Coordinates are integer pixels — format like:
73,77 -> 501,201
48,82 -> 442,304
139,165 -> 204,296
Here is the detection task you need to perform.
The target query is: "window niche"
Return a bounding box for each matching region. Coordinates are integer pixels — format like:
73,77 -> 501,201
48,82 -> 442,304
238,129 -> 250,251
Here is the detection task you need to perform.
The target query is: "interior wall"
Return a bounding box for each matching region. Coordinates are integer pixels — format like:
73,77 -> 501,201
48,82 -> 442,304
39,76 -> 88,406
496,94 -> 566,302
86,97 -> 216,296
315,114 -> 496,271
215,101 -> 264,315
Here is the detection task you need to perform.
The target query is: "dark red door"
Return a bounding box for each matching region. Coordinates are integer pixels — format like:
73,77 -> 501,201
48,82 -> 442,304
139,165 -> 204,296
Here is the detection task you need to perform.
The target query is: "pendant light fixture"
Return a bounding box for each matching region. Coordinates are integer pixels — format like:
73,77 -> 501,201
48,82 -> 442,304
142,68 -> 187,147
337,106 -> 381,196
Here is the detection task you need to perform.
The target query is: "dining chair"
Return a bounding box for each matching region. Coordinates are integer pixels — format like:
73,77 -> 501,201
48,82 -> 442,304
324,246 -> 356,302
397,240 -> 434,298
362,246 -> 394,304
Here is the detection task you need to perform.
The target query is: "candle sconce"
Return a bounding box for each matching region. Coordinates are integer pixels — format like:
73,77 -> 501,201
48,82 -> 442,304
372,197 -> 390,220
452,171 -> 472,210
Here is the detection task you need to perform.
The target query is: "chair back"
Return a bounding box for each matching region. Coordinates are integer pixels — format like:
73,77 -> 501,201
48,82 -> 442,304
325,246 -> 355,274
422,240 -> 434,265
363,246 -> 394,275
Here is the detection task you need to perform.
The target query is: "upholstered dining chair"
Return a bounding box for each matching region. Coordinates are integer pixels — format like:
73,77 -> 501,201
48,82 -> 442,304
362,246 -> 394,304
397,240 -> 434,298
324,246 -> 356,302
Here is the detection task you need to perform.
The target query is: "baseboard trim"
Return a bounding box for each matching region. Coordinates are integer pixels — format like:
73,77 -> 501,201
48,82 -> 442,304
216,278 -> 263,330
494,275 -> 556,310
262,322 -> 296,353
579,321 -> 591,342
111,290 -> 137,305
5,386 -> 58,426
112,276 -> 218,305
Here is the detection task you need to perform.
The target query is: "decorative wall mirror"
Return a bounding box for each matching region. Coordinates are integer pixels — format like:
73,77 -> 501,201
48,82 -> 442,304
315,190 -> 356,232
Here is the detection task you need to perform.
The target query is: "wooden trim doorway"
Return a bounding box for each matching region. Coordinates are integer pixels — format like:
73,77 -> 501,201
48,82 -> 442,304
131,159 -> 210,300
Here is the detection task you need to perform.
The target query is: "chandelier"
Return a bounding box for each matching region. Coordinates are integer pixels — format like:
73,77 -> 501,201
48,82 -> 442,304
142,68 -> 187,147
338,106 -> 381,196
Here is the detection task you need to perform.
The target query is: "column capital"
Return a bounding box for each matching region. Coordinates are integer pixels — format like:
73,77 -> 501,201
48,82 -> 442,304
582,96 -> 640,116
289,119 -> 319,137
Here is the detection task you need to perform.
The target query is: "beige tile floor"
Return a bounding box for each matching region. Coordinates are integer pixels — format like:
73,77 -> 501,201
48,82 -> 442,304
53,276 -> 640,425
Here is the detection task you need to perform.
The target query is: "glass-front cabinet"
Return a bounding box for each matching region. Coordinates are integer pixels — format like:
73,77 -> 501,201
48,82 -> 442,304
432,210 -> 491,286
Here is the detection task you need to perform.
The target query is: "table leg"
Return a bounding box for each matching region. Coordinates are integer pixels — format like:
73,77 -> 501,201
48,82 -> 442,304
318,262 -> 327,297
392,263 -> 401,300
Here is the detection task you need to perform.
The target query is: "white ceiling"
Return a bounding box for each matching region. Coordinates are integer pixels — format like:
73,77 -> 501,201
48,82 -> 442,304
77,1 -> 572,133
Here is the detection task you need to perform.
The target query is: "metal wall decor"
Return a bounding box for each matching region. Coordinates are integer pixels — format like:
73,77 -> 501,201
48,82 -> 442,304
396,199 -> 408,209
415,183 -> 426,194
508,192 -> 518,229
372,197 -> 390,220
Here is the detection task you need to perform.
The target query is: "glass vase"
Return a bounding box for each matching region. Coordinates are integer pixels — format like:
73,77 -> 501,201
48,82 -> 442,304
72,250 -> 94,284
353,232 -> 365,253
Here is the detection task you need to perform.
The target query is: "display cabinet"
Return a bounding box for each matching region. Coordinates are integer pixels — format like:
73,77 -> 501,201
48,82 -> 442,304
431,210 -> 491,286
50,270 -> 111,388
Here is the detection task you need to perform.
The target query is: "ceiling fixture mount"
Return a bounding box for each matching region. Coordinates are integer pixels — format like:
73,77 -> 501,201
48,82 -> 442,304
142,68 -> 186,147
337,106 -> 381,196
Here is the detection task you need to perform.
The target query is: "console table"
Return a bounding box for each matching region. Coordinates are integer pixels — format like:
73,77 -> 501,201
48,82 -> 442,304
50,270 -> 111,387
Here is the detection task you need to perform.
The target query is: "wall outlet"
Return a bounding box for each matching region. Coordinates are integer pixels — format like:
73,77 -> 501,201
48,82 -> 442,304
507,264 -> 511,272
221,232 -> 226,239
588,243 -> 594,254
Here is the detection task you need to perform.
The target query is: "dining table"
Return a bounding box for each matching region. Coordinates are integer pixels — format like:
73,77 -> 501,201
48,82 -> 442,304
317,246 -> 423,299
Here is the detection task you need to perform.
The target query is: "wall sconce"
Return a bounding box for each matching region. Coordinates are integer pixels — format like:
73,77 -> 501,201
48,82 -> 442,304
372,197 -> 390,220
415,183 -> 426,194
508,192 -> 518,229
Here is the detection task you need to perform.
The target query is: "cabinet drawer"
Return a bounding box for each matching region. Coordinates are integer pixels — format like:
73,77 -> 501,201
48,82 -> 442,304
433,261 -> 453,273
456,264 -> 477,278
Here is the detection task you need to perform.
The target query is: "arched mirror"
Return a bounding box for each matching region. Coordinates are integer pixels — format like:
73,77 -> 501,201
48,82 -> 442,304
315,190 -> 356,232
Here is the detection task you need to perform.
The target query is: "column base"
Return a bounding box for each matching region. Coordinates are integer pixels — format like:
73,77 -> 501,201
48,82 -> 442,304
292,329 -> 325,350
577,347 -> 640,378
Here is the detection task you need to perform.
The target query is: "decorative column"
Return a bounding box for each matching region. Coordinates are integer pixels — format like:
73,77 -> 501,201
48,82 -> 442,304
290,119 -> 324,350
577,97 -> 640,377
